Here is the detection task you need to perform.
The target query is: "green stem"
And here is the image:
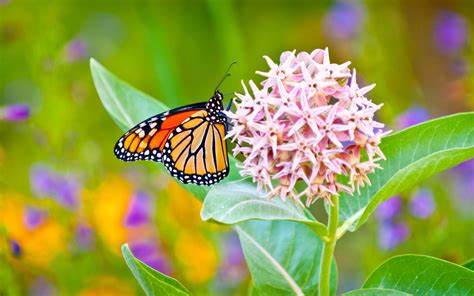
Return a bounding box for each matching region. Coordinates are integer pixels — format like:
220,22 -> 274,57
319,196 -> 339,296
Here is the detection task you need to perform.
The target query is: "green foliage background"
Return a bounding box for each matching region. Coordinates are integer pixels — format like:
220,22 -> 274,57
0,0 -> 473,294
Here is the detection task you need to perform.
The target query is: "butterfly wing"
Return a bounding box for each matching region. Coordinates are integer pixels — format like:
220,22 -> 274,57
114,103 -> 207,162
162,110 -> 229,185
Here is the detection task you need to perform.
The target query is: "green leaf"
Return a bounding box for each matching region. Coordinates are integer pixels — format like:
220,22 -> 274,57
121,244 -> 190,296
338,113 -> 474,233
201,179 -> 327,237
343,288 -> 410,295
462,259 -> 474,271
90,58 -> 168,131
363,255 -> 474,295
90,58 -> 240,200
236,220 -> 337,296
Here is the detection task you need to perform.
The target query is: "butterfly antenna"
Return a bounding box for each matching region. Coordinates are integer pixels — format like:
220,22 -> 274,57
215,61 -> 237,92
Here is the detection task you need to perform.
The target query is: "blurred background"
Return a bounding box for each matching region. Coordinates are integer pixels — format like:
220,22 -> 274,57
0,0 -> 473,295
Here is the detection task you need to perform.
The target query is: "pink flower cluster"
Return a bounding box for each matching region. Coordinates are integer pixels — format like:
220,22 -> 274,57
226,49 -> 389,206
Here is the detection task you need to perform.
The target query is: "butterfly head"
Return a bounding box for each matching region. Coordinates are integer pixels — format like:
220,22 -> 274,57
206,90 -> 225,114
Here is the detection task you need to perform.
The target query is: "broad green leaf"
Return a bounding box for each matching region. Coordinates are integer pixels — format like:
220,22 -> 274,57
236,220 -> 337,296
90,58 -> 168,131
201,180 -> 327,237
463,259 -> 474,271
343,288 -> 410,295
363,255 -> 474,295
122,244 -> 190,296
338,113 -> 474,233
90,58 -> 240,200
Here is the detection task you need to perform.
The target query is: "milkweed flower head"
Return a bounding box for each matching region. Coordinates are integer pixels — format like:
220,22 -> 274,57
226,49 -> 389,206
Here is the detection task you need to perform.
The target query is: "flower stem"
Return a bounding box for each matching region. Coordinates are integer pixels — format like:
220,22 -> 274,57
319,196 -> 339,296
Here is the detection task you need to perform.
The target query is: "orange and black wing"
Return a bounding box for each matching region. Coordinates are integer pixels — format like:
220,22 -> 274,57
162,110 -> 229,185
114,103 -> 207,162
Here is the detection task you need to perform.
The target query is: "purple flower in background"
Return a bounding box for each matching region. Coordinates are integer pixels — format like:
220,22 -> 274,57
65,38 -> 88,62
54,177 -> 79,208
451,159 -> 474,204
30,165 -> 58,197
23,207 -> 46,230
218,233 -> 246,283
323,1 -> 364,40
124,191 -> 153,227
30,164 -> 79,209
396,107 -> 431,129
75,223 -> 94,250
378,221 -> 409,250
130,241 -> 156,258
409,189 -> 435,219
376,196 -> 402,221
9,239 -> 22,257
29,277 -> 56,296
0,104 -> 30,121
434,11 -> 468,55
452,159 -> 474,184
130,240 -> 172,274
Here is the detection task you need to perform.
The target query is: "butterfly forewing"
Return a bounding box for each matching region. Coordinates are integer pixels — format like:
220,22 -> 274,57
114,104 -> 206,162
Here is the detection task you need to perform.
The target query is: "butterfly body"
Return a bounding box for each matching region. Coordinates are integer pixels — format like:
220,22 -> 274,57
114,91 -> 229,186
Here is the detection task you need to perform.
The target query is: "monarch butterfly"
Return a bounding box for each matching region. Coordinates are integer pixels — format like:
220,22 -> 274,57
114,70 -> 234,186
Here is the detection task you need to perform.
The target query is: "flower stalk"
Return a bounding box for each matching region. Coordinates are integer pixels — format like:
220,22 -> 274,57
319,196 -> 339,296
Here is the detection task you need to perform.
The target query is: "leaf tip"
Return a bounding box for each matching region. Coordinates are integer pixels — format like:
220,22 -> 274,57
200,204 -> 211,221
89,58 -> 104,74
89,57 -> 98,66
121,243 -> 131,257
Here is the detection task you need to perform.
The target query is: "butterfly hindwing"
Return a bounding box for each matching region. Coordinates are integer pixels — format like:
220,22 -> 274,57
162,110 -> 229,185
